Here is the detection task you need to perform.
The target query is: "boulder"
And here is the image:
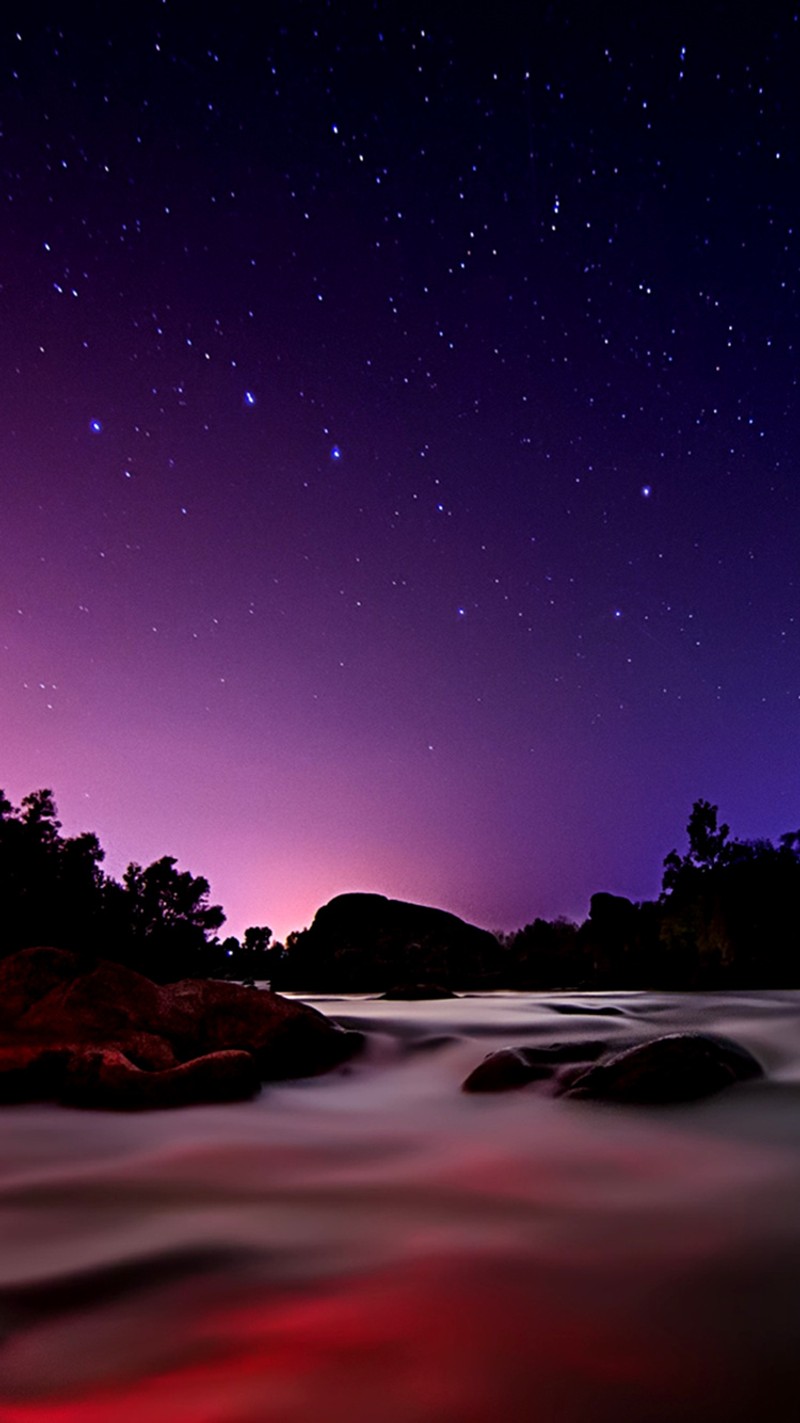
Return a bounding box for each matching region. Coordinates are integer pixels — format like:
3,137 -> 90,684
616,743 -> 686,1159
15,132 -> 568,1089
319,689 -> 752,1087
17,958 -> 163,1038
61,1047 -> 260,1110
0,1031 -> 179,1104
283,892 -> 499,991
462,1048 -> 549,1093
380,983 -> 457,1000
559,1033 -> 763,1105
548,1002 -> 627,1017
461,1040 -> 608,1093
0,1044 -> 72,1103
154,977 -> 362,1078
0,946 -> 84,1026
523,1040 -> 610,1064
0,946 -> 361,1108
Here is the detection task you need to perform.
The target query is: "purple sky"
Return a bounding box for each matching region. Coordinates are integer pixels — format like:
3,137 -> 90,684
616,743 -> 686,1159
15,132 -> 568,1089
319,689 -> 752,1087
3,3 -> 799,940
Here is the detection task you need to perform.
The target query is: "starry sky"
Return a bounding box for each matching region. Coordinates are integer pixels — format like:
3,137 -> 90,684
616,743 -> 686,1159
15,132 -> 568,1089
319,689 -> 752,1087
3,1 -> 799,941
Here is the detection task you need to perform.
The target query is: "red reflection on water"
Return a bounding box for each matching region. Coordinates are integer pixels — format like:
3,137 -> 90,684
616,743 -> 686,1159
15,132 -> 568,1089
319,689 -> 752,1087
1,1254 -> 697,1423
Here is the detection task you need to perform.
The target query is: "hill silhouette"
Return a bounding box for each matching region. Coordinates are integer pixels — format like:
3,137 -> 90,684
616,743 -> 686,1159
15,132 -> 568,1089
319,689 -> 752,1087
1,788 -> 798,988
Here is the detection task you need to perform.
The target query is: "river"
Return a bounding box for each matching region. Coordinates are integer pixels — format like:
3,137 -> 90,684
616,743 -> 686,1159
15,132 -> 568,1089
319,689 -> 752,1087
1,990 -> 800,1421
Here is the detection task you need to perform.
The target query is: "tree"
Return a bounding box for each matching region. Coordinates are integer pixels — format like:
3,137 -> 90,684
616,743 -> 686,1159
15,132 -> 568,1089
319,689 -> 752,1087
0,788 -> 109,952
118,856 -> 225,979
662,798 -> 730,893
659,800 -> 800,985
243,925 -> 272,955
20,788 -> 62,843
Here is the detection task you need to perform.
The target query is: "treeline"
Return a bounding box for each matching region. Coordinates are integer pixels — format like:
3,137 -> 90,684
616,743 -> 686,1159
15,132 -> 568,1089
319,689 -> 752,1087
0,789 -> 277,983
1,788 -> 798,987
500,800 -> 800,989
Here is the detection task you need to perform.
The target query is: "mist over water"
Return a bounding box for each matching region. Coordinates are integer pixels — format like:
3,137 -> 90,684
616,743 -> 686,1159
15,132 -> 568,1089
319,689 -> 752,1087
2,991 -> 800,1421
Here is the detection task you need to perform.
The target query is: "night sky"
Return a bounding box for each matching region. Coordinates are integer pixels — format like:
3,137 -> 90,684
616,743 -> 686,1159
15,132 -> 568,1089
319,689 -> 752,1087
3,2 -> 799,941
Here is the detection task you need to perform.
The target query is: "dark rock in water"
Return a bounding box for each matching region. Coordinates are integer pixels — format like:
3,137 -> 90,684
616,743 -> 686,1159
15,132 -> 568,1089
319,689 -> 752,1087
61,1047 -> 260,1109
462,1048 -> 551,1093
0,946 -> 361,1109
559,1033 -> 763,1105
280,892 -> 498,992
0,1031 -> 178,1103
156,976 -> 362,1078
462,1039 -> 611,1094
381,983 -> 457,1000
549,1002 -> 627,1017
519,1040 -> 610,1065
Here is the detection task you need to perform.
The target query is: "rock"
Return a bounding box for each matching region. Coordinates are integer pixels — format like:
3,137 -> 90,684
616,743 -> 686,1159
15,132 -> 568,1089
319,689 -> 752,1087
523,1040 -> 610,1064
14,954 -> 358,1079
462,1038 -> 610,1094
0,1044 -> 72,1103
154,977 -> 362,1078
559,1033 -> 763,1105
381,983 -> 457,1000
0,1029 -> 178,1103
61,1047 -> 261,1110
548,1002 -> 627,1017
104,1032 -> 178,1071
281,892 -> 499,991
0,946 -> 84,1026
0,946 -> 362,1108
17,958 -> 163,1038
462,1048 -> 550,1093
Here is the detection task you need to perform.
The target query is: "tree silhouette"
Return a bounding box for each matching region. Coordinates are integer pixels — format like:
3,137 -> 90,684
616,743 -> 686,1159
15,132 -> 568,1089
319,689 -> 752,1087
0,789 -> 227,981
2,785 -> 799,988
662,798 -> 730,892
660,799 -> 800,985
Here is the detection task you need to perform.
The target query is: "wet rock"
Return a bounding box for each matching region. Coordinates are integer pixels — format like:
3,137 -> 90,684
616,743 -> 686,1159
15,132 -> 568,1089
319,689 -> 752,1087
462,1048 -> 551,1093
17,958 -> 163,1038
0,1030 -> 178,1103
61,1047 -> 261,1110
106,1032 -> 178,1071
521,1040 -> 610,1065
559,1033 -> 763,1105
155,977 -> 362,1078
549,1002 -> 627,1017
0,946 -> 84,1026
0,946 -> 361,1107
381,983 -> 457,1000
0,1044 -> 72,1103
462,1039 -> 611,1094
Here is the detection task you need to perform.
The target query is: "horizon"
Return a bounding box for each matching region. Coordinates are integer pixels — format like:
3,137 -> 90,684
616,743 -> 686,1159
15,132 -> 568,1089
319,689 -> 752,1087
0,778 -> 786,944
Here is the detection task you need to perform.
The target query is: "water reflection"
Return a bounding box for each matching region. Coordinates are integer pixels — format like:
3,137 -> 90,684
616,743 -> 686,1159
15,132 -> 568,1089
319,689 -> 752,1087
2,991 -> 800,1420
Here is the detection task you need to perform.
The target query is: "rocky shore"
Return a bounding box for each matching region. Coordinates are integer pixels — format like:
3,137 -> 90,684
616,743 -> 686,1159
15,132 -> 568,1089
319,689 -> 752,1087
0,946 -> 361,1109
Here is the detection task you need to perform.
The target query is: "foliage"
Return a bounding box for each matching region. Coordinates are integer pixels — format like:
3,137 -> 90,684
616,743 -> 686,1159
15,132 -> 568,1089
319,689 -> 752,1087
0,789 -> 107,955
2,787 -> 799,987
658,800 -> 800,985
0,788 -> 260,983
501,916 -> 580,988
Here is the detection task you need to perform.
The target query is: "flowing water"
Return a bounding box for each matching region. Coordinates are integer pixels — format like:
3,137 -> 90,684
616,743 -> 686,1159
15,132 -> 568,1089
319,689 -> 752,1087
2,991 -> 800,1422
